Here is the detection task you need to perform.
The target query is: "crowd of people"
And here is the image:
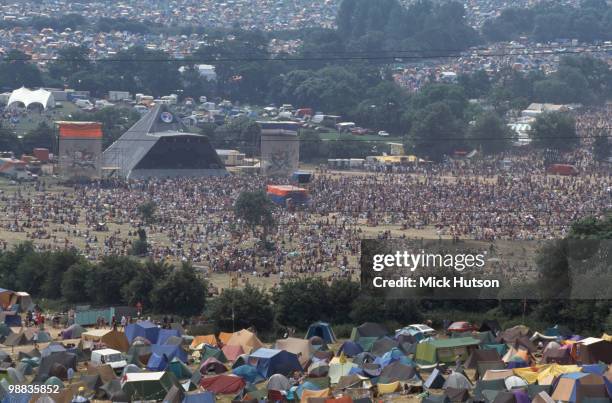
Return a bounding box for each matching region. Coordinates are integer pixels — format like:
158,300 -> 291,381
0,121 -> 610,286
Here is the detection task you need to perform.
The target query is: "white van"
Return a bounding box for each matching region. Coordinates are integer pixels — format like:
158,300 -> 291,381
91,349 -> 127,373
75,99 -> 94,109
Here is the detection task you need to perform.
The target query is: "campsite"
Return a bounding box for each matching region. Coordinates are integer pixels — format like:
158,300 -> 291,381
0,306 -> 611,403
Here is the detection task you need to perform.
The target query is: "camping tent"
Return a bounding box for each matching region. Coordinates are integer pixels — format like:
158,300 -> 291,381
329,356 -> 358,384
424,368 -> 446,389
200,357 -> 227,375
480,320 -> 501,334
338,341 -> 363,357
551,372 -> 609,403
305,322 -> 337,344
222,344 -> 244,362
275,337 -> 313,367
416,337 -> 481,365
35,351 -> 77,383
121,371 -> 180,401
378,361 -> 420,384
150,344 -> 187,363
61,324 -> 85,339
200,374 -> 246,394
81,329 -> 130,352
350,323 -> 388,341
190,335 -> 217,350
226,329 -> 263,354
250,348 -> 302,378
125,321 -> 160,344
577,338 -> 612,364
156,329 -> 181,346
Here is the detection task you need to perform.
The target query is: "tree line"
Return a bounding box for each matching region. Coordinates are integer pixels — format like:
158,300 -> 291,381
483,0 -> 612,43
0,214 -> 609,334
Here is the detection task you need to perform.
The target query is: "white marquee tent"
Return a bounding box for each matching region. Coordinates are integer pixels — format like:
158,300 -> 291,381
7,87 -> 55,109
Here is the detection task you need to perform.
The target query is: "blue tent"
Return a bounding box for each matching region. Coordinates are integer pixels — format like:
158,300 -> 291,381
581,364 -> 607,376
232,365 -> 263,384
375,348 -> 414,368
146,352 -> 168,371
151,344 -> 187,363
2,312 -> 21,327
125,321 -> 160,344
183,391 -> 215,403
250,348 -> 302,378
157,329 -> 181,345
305,322 -> 336,344
338,341 -> 363,357
41,344 -> 66,358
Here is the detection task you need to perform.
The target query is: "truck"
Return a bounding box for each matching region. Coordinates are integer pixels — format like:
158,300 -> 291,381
91,349 -> 127,373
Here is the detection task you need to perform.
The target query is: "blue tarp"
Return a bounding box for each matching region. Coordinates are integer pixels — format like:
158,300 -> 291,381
183,391 -> 215,403
250,348 -> 302,378
125,321 -> 160,344
146,353 -> 168,371
157,329 -> 181,345
305,322 -> 336,344
150,344 -> 187,363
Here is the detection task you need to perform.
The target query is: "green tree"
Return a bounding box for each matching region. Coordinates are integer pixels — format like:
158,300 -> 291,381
209,285 -> 274,332
593,132 -> 611,162
234,190 -> 276,242
21,122 -> 55,154
407,101 -> 466,161
121,260 -> 171,307
137,201 -> 157,224
61,262 -> 94,303
150,263 -> 207,316
130,228 -> 149,256
86,256 -> 140,306
273,278 -> 331,330
0,125 -> 21,155
41,248 -> 82,299
530,112 -> 578,151
299,130 -> 325,162
468,112 -> 515,154
328,280 -> 361,324
0,50 -> 43,88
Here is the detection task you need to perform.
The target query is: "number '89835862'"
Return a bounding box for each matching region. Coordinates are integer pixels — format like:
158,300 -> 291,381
8,385 -> 60,394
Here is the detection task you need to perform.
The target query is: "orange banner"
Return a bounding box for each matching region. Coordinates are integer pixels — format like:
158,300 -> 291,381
58,122 -> 103,139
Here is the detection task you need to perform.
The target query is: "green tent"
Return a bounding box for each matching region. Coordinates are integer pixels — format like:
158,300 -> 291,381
356,337 -> 379,352
44,376 -> 65,388
121,371 -> 180,401
168,357 -> 192,380
416,337 -> 481,365
200,345 -> 227,363
482,343 -> 508,356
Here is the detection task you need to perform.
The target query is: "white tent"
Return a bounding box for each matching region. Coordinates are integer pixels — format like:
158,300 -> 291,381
7,87 -> 55,109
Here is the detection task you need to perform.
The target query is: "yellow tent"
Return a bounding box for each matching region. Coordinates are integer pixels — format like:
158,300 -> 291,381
513,364 -> 582,385
190,334 -> 217,350
377,381 -> 401,394
275,337 -> 314,367
226,329 -> 264,354
602,333 -> 612,342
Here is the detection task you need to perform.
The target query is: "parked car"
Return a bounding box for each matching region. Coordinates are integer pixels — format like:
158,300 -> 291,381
408,324 -> 437,337
378,130 -> 390,137
447,321 -> 476,334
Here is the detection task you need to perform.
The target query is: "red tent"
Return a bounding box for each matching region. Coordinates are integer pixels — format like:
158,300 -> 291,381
222,345 -> 244,362
200,375 -> 246,394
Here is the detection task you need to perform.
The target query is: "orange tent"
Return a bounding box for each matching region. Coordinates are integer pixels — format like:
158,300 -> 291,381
190,335 -> 217,349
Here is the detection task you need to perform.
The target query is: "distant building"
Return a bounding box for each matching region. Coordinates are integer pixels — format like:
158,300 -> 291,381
102,104 -> 227,179
521,103 -> 568,118
259,123 -> 299,177
179,64 -> 217,81
57,121 -> 103,179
